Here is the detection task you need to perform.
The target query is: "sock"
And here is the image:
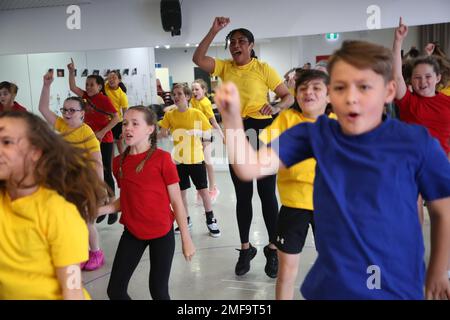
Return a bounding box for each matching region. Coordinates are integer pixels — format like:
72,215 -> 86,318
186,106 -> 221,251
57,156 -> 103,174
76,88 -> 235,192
205,211 -> 214,224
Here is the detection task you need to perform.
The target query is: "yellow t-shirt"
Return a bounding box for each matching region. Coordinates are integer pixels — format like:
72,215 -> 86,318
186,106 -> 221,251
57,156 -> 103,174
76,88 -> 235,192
54,117 -> 100,155
259,110 -> 337,210
0,187 -> 89,299
105,83 -> 129,121
439,85 -> 450,96
190,96 -> 215,120
212,58 -> 283,120
158,107 -> 212,164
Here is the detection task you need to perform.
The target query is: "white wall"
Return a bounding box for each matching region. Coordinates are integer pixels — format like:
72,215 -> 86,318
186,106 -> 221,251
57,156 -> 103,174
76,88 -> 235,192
0,0 -> 448,55
301,26 -> 420,67
2,47 -> 156,113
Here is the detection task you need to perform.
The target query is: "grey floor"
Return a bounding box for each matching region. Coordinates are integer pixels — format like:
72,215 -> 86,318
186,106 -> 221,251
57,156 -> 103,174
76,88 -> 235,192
82,138 -> 432,300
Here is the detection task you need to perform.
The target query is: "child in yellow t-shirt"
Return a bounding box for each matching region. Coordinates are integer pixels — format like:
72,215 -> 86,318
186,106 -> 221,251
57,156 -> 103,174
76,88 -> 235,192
158,84 -> 220,238
259,69 -> 335,300
191,79 -> 224,203
38,71 -> 105,272
105,70 -> 129,155
0,111 -> 106,299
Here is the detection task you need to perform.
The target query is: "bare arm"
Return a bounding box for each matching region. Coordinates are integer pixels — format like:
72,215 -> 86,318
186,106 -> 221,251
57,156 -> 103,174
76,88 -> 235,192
393,17 -> 408,100
91,151 -> 104,181
425,197 -> 450,300
209,116 -> 224,140
38,71 -> 58,126
56,265 -> 85,300
95,113 -> 120,141
192,17 -> 230,74
167,183 -> 195,261
67,58 -> 84,97
157,127 -> 170,139
260,82 -> 294,115
98,198 -> 120,217
216,82 -> 284,180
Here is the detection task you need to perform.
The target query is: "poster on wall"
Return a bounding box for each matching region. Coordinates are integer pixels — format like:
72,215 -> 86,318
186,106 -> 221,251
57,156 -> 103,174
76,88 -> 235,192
132,68 -> 137,76
81,69 -> 88,77
316,55 -> 331,63
92,70 -> 100,76
57,69 -> 65,77
123,69 -> 129,76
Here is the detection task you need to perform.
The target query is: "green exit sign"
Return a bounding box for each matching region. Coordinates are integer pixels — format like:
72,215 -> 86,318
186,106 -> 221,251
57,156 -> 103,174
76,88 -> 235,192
326,33 -> 339,40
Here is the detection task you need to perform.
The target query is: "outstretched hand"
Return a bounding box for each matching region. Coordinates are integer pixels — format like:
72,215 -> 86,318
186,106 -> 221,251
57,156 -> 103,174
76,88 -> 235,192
43,70 -> 54,87
394,17 -> 408,42
211,17 -> 230,34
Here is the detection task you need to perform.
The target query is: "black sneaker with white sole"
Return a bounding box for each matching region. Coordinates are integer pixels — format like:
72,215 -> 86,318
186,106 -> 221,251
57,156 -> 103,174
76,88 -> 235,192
235,244 -> 257,276
206,218 -> 221,237
174,216 -> 192,234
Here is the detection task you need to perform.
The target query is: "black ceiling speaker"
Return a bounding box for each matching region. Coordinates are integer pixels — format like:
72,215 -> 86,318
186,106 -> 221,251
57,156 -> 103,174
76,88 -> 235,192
160,0 -> 182,36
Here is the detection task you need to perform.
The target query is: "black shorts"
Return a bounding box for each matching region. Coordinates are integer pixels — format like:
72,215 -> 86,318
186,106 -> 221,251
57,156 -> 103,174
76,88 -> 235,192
274,206 -> 315,254
112,122 -> 123,140
176,162 -> 208,191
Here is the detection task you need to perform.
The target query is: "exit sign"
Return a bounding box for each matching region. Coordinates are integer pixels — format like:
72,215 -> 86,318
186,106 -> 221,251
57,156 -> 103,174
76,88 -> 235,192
326,33 -> 339,40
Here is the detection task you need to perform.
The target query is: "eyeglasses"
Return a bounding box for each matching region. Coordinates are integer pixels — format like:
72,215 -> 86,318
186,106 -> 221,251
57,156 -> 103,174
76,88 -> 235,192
60,108 -> 82,114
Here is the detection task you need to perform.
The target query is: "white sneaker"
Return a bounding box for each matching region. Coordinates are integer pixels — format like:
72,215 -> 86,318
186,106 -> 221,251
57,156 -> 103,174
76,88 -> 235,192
206,218 -> 221,238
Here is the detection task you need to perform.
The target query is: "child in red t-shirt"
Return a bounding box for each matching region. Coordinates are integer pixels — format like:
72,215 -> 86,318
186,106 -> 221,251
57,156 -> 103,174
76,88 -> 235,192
98,106 -> 195,300
67,59 -> 120,225
0,82 -> 27,112
393,18 -> 450,157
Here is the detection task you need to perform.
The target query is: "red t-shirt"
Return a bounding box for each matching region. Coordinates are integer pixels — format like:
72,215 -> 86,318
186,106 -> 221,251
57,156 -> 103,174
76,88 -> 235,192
82,92 -> 117,143
113,148 -> 180,240
395,90 -> 450,154
0,101 -> 27,112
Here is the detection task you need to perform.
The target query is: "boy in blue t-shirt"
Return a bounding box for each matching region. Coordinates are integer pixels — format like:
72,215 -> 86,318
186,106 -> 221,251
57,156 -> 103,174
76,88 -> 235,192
215,40 -> 450,300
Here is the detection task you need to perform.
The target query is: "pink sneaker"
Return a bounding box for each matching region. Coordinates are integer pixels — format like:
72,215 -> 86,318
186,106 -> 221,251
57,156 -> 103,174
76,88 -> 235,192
84,249 -> 105,271
80,260 -> 87,270
209,186 -> 220,203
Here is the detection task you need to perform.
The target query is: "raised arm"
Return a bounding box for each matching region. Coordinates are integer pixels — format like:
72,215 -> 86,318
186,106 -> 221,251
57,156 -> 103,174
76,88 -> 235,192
67,58 -> 84,97
425,196 -> 450,300
393,17 -> 408,100
167,183 -> 195,261
192,17 -> 230,74
38,71 -> 58,126
215,82 -> 284,180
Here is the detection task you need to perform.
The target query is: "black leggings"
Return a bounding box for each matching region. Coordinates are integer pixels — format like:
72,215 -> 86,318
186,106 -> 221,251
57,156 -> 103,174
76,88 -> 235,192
230,117 -> 279,245
107,228 -> 175,300
100,142 -> 115,196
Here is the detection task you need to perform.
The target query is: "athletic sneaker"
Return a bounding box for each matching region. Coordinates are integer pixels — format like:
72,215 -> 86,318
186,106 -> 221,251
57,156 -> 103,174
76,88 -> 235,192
206,218 -> 221,237
174,216 -> 193,234
80,260 -> 88,270
235,244 -> 257,276
263,245 -> 278,278
209,186 -> 220,203
84,249 -> 105,271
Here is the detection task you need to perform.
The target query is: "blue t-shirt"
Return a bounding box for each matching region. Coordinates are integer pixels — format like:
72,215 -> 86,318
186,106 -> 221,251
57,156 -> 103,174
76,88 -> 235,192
273,115 -> 450,299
